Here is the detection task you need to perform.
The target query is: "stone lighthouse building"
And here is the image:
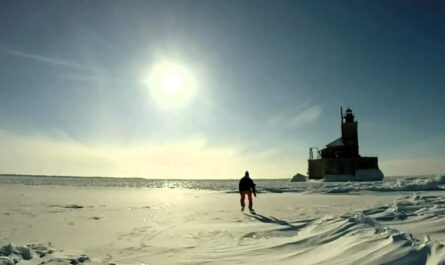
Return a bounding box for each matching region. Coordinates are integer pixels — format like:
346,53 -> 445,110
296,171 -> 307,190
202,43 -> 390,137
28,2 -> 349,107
308,108 -> 383,181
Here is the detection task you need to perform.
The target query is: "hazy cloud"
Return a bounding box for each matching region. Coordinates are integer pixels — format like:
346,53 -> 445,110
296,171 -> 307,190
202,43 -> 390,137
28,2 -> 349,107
0,48 -> 105,73
269,104 -> 323,128
0,132 -> 300,178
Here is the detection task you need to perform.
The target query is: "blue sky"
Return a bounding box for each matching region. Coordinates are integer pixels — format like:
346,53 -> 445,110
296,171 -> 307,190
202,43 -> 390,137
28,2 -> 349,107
0,1 -> 444,178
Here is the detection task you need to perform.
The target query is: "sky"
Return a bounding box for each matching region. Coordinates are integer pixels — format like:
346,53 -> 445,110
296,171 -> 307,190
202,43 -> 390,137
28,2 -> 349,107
0,0 -> 444,178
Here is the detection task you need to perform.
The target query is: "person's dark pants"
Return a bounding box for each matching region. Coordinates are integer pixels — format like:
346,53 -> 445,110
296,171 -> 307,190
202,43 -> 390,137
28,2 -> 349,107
240,191 -> 253,210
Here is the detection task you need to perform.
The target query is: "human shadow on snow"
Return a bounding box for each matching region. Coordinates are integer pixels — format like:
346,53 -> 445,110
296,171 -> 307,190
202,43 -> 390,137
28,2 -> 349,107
244,213 -> 313,231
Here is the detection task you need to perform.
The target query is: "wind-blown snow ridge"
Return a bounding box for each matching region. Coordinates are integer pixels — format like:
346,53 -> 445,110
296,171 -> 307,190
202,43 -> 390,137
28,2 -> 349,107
191,194 -> 445,265
236,214 -> 443,265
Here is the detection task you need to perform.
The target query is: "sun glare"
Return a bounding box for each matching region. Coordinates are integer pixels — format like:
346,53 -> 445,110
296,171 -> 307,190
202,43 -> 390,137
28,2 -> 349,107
146,61 -> 197,109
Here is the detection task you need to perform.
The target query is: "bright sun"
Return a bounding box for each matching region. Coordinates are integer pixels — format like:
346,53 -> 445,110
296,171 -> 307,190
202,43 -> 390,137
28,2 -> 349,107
146,61 -> 197,109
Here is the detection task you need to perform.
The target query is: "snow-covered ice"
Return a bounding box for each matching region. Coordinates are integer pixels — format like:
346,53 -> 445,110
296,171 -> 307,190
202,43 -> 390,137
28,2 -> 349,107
0,176 -> 444,264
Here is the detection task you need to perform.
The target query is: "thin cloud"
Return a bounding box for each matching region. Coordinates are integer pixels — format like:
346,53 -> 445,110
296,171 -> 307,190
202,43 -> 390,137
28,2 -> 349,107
60,73 -> 140,85
0,48 -> 105,73
288,105 -> 322,127
269,104 -> 323,128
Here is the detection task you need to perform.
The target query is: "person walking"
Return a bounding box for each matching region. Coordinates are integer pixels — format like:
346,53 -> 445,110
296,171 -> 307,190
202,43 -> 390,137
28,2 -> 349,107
239,171 -> 256,213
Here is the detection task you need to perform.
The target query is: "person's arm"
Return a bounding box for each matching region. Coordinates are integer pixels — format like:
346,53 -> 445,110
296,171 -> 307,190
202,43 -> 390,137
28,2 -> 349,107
252,182 -> 257,197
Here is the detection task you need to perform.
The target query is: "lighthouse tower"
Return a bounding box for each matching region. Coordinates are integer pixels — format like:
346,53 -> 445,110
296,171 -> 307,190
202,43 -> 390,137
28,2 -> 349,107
341,108 -> 359,158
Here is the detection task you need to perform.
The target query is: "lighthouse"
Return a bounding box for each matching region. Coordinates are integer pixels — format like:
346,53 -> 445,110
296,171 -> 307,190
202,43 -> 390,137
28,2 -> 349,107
308,108 -> 383,181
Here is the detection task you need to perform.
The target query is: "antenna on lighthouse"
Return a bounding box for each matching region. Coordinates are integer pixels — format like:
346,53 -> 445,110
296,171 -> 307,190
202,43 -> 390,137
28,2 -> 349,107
340,107 -> 344,124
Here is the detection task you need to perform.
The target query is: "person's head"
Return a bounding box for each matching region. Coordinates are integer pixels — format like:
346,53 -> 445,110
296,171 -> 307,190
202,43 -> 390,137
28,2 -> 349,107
244,171 -> 250,178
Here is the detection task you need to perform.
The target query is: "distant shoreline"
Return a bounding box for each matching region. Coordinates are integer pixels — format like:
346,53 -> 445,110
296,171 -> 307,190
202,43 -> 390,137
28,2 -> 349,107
0,173 -> 441,181
0,173 -> 290,181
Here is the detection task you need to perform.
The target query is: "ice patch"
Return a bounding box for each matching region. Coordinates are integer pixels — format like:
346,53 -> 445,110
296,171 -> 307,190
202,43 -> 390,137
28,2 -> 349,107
435,175 -> 445,184
0,243 -> 89,265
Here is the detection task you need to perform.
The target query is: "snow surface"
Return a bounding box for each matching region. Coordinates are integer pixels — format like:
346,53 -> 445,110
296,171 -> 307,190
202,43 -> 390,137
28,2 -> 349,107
0,182 -> 444,265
